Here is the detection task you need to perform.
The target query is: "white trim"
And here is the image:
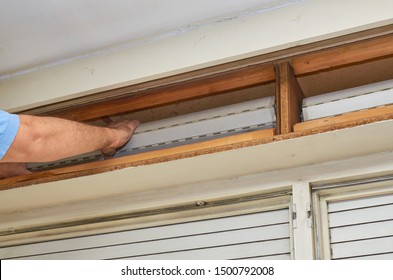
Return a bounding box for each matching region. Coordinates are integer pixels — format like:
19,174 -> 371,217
292,182 -> 314,259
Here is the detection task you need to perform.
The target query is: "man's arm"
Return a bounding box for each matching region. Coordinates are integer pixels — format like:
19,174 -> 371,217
1,115 -> 139,163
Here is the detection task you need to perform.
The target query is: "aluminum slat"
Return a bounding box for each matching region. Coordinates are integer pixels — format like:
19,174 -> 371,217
1,209 -> 289,259
124,239 -> 291,260
331,236 -> 393,259
14,224 -> 289,260
328,192 -> 393,212
303,79 -> 393,107
328,204 -> 393,228
330,220 -> 393,243
117,107 -> 275,155
303,88 -> 393,121
27,96 -> 276,171
345,252 -> 393,260
137,96 -> 275,133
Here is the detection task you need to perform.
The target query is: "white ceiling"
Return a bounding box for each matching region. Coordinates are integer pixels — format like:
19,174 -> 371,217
0,0 -> 296,78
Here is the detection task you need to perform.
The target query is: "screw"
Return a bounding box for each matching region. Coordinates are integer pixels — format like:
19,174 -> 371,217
196,201 -> 206,206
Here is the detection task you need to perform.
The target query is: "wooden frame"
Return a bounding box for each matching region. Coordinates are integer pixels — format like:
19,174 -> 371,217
275,61 -> 304,134
294,104 -> 393,132
2,31 -> 393,190
50,65 -> 275,122
292,35 -> 393,76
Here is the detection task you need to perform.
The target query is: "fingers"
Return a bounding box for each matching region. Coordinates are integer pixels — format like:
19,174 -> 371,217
101,119 -> 140,158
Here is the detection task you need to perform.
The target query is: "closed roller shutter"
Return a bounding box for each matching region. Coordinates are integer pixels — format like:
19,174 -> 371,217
327,192 -> 393,260
0,207 -> 291,260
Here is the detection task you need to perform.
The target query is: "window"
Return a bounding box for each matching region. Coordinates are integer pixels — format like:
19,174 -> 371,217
313,178 -> 393,259
0,192 -> 292,260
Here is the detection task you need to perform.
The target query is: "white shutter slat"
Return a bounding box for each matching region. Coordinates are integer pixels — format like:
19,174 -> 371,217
1,207 -> 290,260
303,89 -> 393,121
302,79 -> 393,121
346,253 -> 393,260
0,209 -> 289,259
331,236 -> 393,259
328,204 -> 393,227
328,193 -> 393,212
126,239 -> 290,260
325,190 -> 393,260
330,220 -> 393,243
17,223 -> 289,260
244,254 -> 291,260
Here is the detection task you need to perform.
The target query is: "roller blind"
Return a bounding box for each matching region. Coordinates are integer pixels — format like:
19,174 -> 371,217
0,207 -> 291,260
327,193 -> 393,260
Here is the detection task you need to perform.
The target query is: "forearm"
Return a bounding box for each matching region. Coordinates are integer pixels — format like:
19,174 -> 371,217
2,115 -> 114,163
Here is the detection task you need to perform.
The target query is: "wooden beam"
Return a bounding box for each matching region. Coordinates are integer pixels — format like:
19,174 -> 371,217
275,61 -> 304,134
292,34 -> 393,75
0,129 -> 275,191
50,64 -> 275,122
294,104 -> 393,132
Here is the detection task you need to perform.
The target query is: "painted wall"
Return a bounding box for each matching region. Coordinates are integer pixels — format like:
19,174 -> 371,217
1,0 -> 393,112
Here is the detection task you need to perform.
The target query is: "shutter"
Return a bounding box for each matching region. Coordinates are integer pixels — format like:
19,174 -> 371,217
0,207 -> 291,260
327,192 -> 393,260
302,79 -> 393,121
27,96 -> 276,172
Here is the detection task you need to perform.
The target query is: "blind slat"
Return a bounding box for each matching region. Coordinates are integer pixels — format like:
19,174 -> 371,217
327,192 -> 393,260
328,193 -> 393,212
1,208 -> 290,260
328,204 -> 393,227
331,236 -> 393,259
125,239 -> 290,260
330,220 -> 393,243
0,209 -> 289,259
17,224 -> 289,260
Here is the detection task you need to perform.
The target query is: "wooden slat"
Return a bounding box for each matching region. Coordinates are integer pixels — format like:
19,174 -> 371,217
292,34 -> 393,75
50,64 -> 275,122
0,129 -> 275,190
275,62 -> 304,134
294,104 -> 393,132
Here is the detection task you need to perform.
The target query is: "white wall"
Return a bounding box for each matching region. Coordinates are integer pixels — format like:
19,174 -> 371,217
1,0 -> 393,112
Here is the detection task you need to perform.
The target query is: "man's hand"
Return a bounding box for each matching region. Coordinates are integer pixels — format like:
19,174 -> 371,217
101,119 -> 140,157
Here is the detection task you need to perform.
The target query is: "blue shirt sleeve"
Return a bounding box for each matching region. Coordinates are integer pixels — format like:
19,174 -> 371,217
0,110 -> 20,160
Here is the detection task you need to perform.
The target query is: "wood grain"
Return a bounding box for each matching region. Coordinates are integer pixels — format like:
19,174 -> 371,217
51,64 -> 275,122
294,104 -> 393,132
275,62 -> 304,134
292,34 -> 393,75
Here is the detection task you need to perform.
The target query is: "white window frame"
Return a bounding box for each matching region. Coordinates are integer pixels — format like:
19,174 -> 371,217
312,177 -> 393,259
